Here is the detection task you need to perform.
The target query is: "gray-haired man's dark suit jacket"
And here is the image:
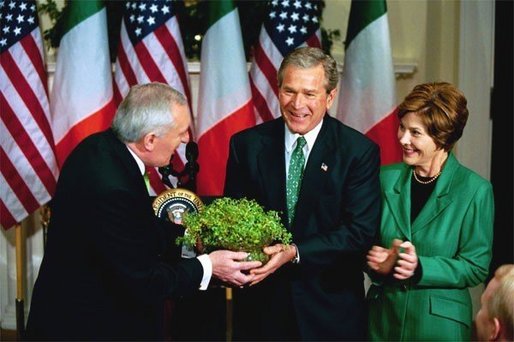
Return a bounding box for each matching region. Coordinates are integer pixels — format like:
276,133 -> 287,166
26,129 -> 202,340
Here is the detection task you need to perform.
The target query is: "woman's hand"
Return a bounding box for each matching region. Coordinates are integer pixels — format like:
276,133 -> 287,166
367,239 -> 402,275
393,241 -> 418,280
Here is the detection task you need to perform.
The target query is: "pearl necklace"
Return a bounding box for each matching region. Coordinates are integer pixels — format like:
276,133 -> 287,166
412,169 -> 442,184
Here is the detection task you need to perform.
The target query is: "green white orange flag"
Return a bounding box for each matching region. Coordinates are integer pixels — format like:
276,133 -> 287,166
337,0 -> 402,164
196,0 -> 255,196
50,0 -> 116,166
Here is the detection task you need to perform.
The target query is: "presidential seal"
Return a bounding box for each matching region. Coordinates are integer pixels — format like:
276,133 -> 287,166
153,188 -> 203,223
153,188 -> 203,258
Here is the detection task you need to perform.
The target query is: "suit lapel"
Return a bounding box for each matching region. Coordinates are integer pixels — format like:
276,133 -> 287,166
383,167 -> 412,240
411,154 -> 457,233
257,120 -> 287,215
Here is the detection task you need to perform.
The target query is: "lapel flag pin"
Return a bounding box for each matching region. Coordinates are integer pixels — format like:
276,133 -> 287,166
321,163 -> 328,172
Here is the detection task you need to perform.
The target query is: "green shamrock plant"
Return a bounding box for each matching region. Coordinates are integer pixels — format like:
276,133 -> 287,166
177,198 -> 292,263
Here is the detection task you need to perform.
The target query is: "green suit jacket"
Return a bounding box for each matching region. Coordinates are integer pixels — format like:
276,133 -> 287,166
368,153 -> 494,341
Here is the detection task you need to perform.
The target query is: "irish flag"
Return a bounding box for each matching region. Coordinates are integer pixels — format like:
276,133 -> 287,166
337,0 -> 402,165
196,0 -> 255,196
51,0 -> 116,166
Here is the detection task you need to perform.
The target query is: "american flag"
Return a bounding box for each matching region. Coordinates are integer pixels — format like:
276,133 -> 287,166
114,0 -> 193,195
250,0 -> 321,123
0,0 -> 59,229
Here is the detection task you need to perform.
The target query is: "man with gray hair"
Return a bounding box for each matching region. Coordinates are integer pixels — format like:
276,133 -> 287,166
475,264 -> 514,341
225,47 -> 380,339
26,83 -> 261,340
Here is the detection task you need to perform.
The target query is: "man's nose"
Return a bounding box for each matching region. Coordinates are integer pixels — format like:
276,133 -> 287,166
292,94 -> 304,108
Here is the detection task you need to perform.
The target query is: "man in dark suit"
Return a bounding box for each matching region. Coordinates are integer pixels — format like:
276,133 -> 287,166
26,83 -> 261,340
225,47 -> 381,340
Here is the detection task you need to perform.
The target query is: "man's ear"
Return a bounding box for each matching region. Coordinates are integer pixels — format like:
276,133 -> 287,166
143,133 -> 156,152
326,88 -> 337,110
491,317 -> 501,341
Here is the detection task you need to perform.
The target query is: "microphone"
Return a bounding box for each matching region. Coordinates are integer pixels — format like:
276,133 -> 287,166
185,141 -> 198,162
158,154 -> 176,189
157,142 -> 200,191
184,142 -> 199,191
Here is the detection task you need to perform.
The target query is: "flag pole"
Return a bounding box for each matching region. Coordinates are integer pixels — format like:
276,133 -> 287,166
225,288 -> 233,341
15,223 -> 26,340
41,205 -> 51,249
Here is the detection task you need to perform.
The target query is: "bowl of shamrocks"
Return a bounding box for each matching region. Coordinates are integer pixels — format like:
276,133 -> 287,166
177,197 -> 292,263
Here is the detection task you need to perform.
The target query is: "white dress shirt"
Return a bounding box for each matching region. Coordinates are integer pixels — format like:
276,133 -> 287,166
284,119 -> 323,179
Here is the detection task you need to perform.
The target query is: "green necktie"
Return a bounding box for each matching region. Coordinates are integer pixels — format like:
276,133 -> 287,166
287,136 -> 307,225
143,172 -> 151,192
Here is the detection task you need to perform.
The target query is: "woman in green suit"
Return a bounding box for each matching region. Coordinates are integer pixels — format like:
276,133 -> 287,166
367,82 -> 494,341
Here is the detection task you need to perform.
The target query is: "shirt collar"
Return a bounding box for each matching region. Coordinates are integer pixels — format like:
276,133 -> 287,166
284,118 -> 324,153
126,146 -> 145,175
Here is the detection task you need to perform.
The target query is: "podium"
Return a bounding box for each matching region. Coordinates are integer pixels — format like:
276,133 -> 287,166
157,144 -> 229,340
164,196 -> 228,341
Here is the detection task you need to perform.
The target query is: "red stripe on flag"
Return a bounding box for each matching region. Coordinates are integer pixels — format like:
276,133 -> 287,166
0,148 -> 40,215
113,82 -> 123,105
147,167 -> 166,195
253,43 -> 279,97
365,108 -> 403,165
154,24 -> 192,106
305,33 -> 321,48
116,42 -> 139,87
0,200 -> 17,230
0,93 -> 56,194
133,43 -> 167,83
197,100 -> 255,196
1,51 -> 54,147
55,100 -> 117,166
20,33 -> 49,96
250,79 -> 275,122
